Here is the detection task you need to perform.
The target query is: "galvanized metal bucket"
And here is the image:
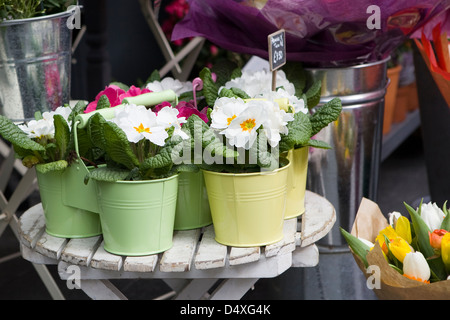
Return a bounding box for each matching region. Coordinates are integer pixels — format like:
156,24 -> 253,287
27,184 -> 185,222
306,58 -> 389,248
0,9 -> 75,122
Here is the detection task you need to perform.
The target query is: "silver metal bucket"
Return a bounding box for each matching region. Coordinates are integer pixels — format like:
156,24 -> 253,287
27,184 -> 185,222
306,58 -> 388,248
0,9 -> 74,122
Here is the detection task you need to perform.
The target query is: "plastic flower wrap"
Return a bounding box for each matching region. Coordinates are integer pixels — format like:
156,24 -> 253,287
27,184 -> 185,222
0,103 -> 88,172
340,198 -> 450,299
172,0 -> 450,66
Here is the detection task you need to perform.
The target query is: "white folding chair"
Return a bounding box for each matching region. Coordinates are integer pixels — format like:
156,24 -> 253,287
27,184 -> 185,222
138,0 -> 205,81
0,139 -> 65,300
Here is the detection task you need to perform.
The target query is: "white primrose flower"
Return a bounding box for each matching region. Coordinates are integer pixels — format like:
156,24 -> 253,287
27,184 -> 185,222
210,97 -> 248,130
222,69 -> 295,98
146,77 -> 192,96
259,100 -> 294,147
260,88 -> 307,114
18,105 -> 72,139
156,106 -> 189,140
18,119 -> 54,139
419,202 -> 446,231
221,103 -> 266,150
42,105 -> 72,123
111,104 -> 168,146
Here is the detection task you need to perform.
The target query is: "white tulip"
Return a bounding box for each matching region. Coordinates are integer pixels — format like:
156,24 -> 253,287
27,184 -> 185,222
403,252 -> 430,283
419,202 -> 445,231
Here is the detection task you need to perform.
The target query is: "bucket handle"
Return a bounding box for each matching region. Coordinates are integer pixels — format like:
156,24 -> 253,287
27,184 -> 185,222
72,89 -> 178,156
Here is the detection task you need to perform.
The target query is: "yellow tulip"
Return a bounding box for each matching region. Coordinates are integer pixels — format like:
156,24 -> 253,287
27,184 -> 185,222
395,216 -> 412,244
375,225 -> 398,254
389,236 -> 413,262
441,233 -> 450,272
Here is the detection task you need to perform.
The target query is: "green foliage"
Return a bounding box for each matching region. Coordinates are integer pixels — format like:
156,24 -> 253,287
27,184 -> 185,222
0,0 -> 76,20
339,227 -> 371,268
309,98 -> 342,137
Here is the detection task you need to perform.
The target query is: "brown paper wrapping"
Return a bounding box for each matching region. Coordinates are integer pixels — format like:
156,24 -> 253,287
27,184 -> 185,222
350,197 -> 450,300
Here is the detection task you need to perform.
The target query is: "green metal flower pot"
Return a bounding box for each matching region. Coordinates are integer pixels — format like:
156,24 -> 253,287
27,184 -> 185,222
95,174 -> 179,256
36,166 -> 102,238
174,171 -> 212,230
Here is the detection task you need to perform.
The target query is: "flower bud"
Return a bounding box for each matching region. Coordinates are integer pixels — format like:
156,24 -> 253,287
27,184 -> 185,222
403,252 -> 430,283
395,216 -> 412,244
441,232 -> 450,272
429,229 -> 449,250
389,236 -> 413,262
420,202 -> 445,231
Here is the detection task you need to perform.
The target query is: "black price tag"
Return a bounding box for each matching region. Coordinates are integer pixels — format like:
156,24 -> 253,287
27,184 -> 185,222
268,29 -> 286,71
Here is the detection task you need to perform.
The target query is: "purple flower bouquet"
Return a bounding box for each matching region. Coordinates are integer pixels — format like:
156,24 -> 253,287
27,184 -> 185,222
172,0 -> 450,66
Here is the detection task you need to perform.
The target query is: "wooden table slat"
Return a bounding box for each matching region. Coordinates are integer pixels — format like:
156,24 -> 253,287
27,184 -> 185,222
194,225 -> 227,270
160,229 -> 201,272
61,236 -> 102,267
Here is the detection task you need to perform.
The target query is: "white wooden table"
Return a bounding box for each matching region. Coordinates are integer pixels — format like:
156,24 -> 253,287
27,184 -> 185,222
18,190 -> 335,300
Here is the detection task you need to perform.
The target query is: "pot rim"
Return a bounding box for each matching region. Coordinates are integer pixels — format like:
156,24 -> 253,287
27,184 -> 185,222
0,7 -> 77,26
202,160 -> 291,177
99,173 -> 179,185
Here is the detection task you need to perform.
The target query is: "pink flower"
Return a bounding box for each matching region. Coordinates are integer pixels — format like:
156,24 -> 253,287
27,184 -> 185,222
154,100 -> 209,124
153,101 -> 172,113
177,101 -> 209,123
119,85 -> 151,101
84,85 -> 151,113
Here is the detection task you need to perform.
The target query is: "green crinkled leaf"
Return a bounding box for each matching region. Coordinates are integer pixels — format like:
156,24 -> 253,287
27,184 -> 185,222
109,81 -> 130,91
96,94 -> 111,110
283,62 -> 306,97
211,60 -> 239,88
218,87 -> 250,99
68,100 -> 87,123
101,120 -> 140,170
0,115 -> 45,152
86,166 -> 130,182
305,80 -> 322,109
87,113 -> 108,150
309,97 -> 342,136
279,111 -> 312,153
199,67 -> 219,106
36,160 -> 68,173
302,139 -> 331,149
53,114 -> 70,160
231,67 -> 242,80
147,69 -> 161,83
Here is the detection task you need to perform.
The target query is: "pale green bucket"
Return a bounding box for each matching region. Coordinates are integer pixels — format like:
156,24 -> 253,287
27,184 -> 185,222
203,162 -> 290,247
36,167 -> 102,238
174,171 -> 212,230
95,174 -> 179,256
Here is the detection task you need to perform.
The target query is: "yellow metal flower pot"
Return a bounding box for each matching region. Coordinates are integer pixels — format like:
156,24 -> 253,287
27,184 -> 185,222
203,162 -> 290,247
285,147 -> 309,219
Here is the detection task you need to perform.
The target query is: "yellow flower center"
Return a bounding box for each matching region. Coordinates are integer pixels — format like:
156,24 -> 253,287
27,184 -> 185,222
240,118 -> 256,132
134,123 -> 151,134
227,114 -> 237,126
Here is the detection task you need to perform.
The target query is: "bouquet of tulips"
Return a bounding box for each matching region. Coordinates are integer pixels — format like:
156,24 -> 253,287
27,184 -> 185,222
340,198 -> 450,299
